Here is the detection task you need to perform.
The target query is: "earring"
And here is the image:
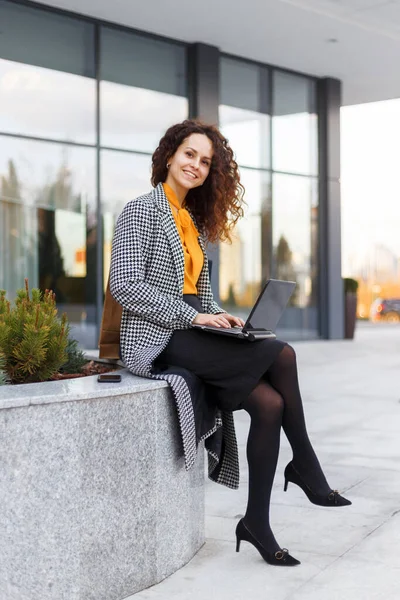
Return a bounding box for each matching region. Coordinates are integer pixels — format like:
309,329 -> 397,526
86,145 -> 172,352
166,163 -> 170,169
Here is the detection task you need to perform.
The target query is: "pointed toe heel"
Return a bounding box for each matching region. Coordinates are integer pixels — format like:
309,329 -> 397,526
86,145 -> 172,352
284,462 -> 352,507
235,519 -> 300,567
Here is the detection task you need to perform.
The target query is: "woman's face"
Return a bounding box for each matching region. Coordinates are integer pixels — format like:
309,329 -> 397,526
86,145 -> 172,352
166,133 -> 213,194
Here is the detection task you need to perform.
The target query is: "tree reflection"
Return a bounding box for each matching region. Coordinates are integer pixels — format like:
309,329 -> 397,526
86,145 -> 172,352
274,235 -> 298,306
37,208 -> 66,299
1,160 -> 20,200
36,158 -> 83,212
0,160 -> 37,295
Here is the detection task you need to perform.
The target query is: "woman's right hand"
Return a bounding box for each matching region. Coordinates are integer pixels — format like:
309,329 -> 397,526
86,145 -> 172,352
192,313 -> 232,328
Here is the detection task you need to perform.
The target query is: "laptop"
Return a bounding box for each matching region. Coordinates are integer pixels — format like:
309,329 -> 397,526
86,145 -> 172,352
192,279 -> 296,341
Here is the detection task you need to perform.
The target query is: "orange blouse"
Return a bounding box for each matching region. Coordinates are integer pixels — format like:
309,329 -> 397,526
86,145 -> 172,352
163,183 -> 204,295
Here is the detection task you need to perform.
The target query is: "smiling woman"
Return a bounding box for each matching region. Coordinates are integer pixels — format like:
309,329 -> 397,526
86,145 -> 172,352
165,134 -> 213,204
151,120 -> 244,243
108,118 -> 351,571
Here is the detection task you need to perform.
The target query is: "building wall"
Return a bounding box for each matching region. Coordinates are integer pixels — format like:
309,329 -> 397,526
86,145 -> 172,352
0,0 -> 342,344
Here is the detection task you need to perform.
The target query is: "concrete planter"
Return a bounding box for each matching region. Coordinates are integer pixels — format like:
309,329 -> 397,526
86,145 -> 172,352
0,371 -> 204,600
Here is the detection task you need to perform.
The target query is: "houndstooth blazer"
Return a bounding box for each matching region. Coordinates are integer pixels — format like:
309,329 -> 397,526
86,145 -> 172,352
110,182 -> 239,489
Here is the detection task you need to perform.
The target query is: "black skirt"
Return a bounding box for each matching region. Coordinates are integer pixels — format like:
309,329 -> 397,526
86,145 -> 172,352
155,295 -> 286,411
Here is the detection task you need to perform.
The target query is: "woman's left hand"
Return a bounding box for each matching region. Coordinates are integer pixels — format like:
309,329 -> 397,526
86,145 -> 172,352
220,313 -> 245,328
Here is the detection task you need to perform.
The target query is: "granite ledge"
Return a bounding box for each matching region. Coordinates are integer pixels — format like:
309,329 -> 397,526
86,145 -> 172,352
0,369 -> 168,411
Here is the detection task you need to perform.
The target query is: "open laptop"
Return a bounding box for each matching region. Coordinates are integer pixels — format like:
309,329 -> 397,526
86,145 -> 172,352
192,279 -> 296,341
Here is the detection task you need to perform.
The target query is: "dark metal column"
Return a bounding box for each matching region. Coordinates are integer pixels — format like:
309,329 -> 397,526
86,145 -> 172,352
94,23 -> 103,346
188,43 -> 220,124
188,43 -> 221,302
317,77 -> 344,339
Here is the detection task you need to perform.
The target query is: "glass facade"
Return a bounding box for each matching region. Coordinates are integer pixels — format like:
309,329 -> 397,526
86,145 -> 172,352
99,26 -> 188,305
219,57 -> 319,339
0,0 -> 187,347
0,1 -> 98,345
0,0 -> 323,344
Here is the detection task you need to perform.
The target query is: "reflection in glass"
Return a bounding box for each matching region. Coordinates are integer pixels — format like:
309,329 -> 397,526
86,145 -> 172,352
0,136 -> 95,210
101,26 -> 186,96
220,56 -> 265,112
0,59 -> 96,143
101,150 -> 151,216
0,196 -> 38,299
0,0 -> 95,77
272,174 -> 319,338
220,169 -> 271,311
101,82 -> 188,152
100,26 -> 188,152
101,150 -> 152,288
272,71 -> 318,176
219,105 -> 270,169
0,135 -> 96,330
220,56 -> 270,169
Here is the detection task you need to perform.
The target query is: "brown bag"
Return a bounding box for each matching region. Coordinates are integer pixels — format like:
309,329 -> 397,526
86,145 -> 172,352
98,278 -> 123,359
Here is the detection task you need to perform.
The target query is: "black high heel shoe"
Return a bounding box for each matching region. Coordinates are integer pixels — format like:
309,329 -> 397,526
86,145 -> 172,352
235,519 -> 300,567
284,462 -> 352,507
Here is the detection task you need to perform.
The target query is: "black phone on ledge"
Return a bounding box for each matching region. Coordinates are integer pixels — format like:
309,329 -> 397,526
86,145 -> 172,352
97,373 -> 122,383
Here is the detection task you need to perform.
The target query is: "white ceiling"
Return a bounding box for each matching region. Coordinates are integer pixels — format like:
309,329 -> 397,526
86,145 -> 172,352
35,0 -> 400,106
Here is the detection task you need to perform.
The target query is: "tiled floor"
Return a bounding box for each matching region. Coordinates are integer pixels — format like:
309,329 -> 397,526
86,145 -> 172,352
128,323 -> 400,600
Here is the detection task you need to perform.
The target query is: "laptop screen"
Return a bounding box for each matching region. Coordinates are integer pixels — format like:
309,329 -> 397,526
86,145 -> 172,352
244,279 -> 296,331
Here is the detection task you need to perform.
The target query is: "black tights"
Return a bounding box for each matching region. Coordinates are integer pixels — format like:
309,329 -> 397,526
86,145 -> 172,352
241,344 -> 329,552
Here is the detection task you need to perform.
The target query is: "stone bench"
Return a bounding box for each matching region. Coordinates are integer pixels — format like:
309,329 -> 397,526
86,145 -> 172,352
0,369 -> 204,600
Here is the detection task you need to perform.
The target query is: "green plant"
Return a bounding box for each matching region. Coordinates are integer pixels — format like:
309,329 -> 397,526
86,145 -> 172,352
60,336 -> 87,374
0,279 -> 68,384
0,352 -> 8,386
343,277 -> 359,294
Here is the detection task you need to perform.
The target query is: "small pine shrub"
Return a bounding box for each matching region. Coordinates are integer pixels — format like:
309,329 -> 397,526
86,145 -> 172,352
0,279 -> 68,384
60,336 -> 87,374
0,352 -> 8,386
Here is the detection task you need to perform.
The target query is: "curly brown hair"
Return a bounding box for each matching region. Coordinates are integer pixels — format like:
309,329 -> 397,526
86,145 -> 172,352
151,120 -> 245,243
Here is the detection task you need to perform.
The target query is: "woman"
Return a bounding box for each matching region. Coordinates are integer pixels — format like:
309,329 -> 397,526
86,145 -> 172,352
110,119 -> 351,568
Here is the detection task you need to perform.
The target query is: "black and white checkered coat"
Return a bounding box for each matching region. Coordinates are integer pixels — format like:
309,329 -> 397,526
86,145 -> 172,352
110,183 -> 239,489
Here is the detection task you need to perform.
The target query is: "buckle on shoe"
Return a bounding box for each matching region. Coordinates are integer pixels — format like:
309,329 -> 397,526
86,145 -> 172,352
328,490 -> 340,503
275,548 -> 288,560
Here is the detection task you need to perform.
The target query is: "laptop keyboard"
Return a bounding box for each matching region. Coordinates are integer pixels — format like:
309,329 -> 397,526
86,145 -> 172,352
202,325 -> 243,334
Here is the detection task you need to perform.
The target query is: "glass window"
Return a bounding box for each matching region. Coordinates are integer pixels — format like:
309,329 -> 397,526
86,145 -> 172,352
0,60 -> 96,143
220,57 -> 270,169
100,27 -> 188,152
272,173 -> 319,338
101,150 -> 151,216
0,136 -> 97,330
101,150 -> 152,288
100,83 -> 188,152
220,169 -> 271,312
101,28 -> 186,95
221,57 -> 261,112
0,136 -> 95,210
272,71 -> 318,176
0,1 -> 96,143
219,106 -> 270,169
0,1 -> 95,77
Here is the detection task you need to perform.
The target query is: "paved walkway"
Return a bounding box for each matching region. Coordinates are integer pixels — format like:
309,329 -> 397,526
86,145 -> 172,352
129,323 -> 400,600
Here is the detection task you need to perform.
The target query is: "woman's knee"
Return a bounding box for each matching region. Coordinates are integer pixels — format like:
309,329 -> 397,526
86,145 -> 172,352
244,382 -> 284,419
278,343 -> 297,368
266,388 -> 284,416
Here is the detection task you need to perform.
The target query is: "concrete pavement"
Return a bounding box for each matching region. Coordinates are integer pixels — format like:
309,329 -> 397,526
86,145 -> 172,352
128,322 -> 400,600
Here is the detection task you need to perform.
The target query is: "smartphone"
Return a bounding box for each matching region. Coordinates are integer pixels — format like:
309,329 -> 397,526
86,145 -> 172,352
97,373 -> 122,383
